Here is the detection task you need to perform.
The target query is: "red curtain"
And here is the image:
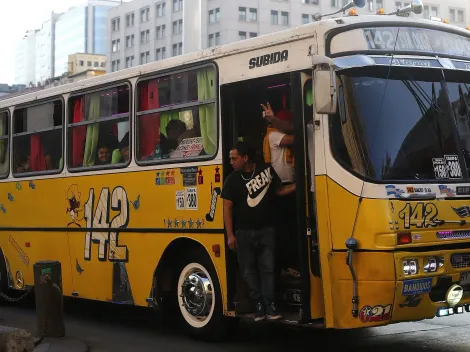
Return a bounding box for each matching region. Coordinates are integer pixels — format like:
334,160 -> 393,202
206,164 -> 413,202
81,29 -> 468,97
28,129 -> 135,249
30,134 -> 46,171
138,80 -> 160,159
72,98 -> 86,167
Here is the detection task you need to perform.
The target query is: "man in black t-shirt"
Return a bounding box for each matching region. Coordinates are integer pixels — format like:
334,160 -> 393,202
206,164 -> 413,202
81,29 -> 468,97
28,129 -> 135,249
221,141 -> 296,322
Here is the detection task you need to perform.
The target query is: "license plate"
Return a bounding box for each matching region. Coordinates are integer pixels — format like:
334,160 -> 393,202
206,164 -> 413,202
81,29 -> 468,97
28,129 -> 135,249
460,271 -> 470,286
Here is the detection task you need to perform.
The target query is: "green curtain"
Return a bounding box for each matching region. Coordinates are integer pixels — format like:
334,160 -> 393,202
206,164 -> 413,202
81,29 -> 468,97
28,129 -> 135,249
83,93 -> 100,167
197,68 -> 217,156
305,85 -> 313,107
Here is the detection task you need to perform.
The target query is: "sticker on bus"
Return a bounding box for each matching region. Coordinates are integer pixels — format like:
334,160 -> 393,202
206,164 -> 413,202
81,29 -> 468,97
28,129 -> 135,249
402,278 -> 432,296
186,188 -> 198,210
176,190 -> 185,210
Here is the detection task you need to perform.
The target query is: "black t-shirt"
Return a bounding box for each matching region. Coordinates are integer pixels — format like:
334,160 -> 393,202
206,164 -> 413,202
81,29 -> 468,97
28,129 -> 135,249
221,163 -> 281,230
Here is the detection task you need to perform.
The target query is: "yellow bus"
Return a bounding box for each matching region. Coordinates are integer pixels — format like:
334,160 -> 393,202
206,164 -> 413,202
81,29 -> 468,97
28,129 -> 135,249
2,0 -> 470,340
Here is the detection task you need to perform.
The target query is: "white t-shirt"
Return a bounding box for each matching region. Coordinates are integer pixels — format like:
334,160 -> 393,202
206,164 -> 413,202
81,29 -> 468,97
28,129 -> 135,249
268,131 -> 295,183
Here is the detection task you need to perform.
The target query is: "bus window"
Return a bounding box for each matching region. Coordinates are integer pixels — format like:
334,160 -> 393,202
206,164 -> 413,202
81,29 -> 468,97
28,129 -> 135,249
136,65 -> 217,163
0,111 -> 9,178
68,84 -> 130,170
13,100 -> 62,176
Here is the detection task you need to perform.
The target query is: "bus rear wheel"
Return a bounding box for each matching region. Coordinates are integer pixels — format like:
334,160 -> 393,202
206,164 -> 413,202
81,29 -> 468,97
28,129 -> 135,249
175,251 -> 234,341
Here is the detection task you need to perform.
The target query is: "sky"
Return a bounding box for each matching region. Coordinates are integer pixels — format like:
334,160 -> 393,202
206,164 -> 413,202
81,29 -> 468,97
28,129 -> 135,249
0,0 -> 95,85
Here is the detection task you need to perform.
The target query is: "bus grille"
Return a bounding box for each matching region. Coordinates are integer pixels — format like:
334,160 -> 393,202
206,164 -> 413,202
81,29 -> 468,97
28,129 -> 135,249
451,253 -> 470,269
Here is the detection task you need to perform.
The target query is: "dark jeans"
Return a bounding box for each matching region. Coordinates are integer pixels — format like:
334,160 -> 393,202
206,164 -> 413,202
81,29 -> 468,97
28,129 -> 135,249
236,227 -> 276,304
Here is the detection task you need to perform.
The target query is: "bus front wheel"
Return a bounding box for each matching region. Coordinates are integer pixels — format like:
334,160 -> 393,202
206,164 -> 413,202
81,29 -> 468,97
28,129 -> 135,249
175,251 -> 234,341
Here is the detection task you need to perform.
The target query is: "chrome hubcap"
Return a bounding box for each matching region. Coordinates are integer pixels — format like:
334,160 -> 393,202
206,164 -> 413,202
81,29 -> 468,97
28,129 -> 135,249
181,270 -> 213,317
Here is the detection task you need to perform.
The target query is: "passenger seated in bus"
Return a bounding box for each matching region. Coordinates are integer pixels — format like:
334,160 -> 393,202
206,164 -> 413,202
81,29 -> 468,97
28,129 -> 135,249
112,132 -> 129,163
16,155 -> 31,173
165,119 -> 187,154
95,144 -> 112,165
262,102 -> 299,278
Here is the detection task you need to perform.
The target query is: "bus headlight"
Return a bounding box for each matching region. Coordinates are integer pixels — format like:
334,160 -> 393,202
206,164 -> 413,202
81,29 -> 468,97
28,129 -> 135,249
403,259 -> 418,275
424,256 -> 444,273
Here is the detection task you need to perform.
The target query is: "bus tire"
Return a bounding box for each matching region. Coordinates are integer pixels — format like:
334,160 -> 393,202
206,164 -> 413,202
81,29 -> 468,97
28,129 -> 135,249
175,250 -> 234,341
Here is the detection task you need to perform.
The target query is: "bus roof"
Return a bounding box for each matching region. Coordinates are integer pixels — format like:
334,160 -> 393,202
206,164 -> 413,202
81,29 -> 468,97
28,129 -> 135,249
1,14 -> 469,109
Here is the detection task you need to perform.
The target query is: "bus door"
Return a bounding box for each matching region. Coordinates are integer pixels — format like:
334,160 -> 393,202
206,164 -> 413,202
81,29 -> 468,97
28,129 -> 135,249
220,71 -> 324,322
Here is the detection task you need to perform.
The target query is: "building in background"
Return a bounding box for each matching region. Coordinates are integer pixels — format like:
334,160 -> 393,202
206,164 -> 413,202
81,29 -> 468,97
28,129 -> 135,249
15,30 -> 39,86
107,0 -> 470,73
35,12 -> 61,84
54,0 -> 121,77
14,0 -> 121,86
68,53 -> 107,78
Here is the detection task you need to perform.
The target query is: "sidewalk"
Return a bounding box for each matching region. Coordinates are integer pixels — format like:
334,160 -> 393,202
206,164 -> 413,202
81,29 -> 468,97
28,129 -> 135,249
0,324 -> 89,352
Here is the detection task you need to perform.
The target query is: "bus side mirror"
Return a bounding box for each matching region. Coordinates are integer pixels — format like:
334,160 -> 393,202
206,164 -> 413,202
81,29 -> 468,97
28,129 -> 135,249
314,68 -> 337,115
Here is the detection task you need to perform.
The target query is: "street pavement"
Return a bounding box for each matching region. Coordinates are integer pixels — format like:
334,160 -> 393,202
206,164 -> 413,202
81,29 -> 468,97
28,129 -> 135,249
1,295 -> 470,351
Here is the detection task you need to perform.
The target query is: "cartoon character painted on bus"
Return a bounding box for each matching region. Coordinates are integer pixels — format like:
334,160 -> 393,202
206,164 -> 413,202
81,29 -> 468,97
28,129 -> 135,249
67,184 -> 84,227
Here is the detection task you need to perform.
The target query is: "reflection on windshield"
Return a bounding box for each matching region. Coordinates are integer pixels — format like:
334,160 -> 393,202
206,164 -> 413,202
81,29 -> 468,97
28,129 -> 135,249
330,66 -> 465,182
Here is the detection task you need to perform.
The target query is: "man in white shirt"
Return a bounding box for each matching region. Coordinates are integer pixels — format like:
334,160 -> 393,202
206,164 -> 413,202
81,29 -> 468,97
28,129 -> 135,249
262,103 -> 299,278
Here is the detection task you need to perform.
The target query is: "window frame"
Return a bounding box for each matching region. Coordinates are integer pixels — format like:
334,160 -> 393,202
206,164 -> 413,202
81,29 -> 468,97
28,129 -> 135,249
66,81 -> 133,174
0,109 -> 10,179
134,62 -> 219,167
12,96 -> 65,178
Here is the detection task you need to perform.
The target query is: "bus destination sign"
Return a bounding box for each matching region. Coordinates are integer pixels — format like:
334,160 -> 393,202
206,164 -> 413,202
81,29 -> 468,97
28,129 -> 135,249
362,27 -> 470,57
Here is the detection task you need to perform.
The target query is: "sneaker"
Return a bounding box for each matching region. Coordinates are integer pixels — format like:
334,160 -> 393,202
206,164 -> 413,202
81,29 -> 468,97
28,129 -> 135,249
265,302 -> 282,320
254,302 -> 266,322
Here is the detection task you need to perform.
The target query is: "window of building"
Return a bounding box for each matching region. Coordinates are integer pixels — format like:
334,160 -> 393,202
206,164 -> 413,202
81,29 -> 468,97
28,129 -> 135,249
209,33 -> 220,47
141,7 -> 150,22
79,60 -> 84,66
302,0 -> 319,3
376,0 -> 384,10
239,7 -> 247,21
0,111 -> 9,178
100,62 -> 106,68
431,6 -> 438,17
112,39 -> 120,52
135,65 -> 217,164
112,17 -> 120,31
13,101 -> 62,176
156,2 -> 166,17
126,13 -> 135,27
458,9 -> 464,22
281,11 -> 289,25
156,47 -> 166,60
94,62 -> 99,67
156,25 -> 166,39
331,0 -> 338,7
450,9 -> 456,21
250,32 -> 257,38
239,31 -> 247,40
126,35 -> 135,48
87,61 -> 92,67
141,30 -> 150,43
209,8 -> 220,23
140,51 -> 150,65
173,20 -> 183,34
67,85 -> 130,170
271,10 -> 279,24
126,56 -> 134,68
302,14 -> 309,24
367,0 -> 373,11
173,42 -> 182,56
173,0 -> 183,12
249,8 -> 258,21
111,60 -> 120,72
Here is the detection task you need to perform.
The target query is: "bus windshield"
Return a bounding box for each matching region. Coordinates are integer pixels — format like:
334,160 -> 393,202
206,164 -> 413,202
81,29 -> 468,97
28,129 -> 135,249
330,65 -> 470,182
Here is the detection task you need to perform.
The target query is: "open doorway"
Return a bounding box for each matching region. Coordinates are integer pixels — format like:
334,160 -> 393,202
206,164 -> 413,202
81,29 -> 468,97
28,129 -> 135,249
221,71 -> 317,320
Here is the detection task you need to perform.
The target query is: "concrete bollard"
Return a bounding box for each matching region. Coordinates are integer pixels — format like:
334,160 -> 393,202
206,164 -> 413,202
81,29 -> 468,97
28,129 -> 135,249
33,261 -> 65,338
0,326 -> 34,352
